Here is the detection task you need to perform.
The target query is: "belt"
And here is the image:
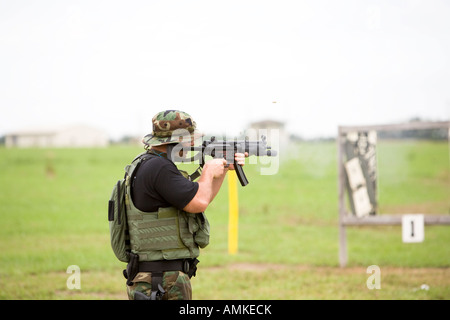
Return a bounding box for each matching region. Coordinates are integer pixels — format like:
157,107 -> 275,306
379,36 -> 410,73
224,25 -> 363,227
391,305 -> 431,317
138,258 -> 199,278
124,253 -> 199,289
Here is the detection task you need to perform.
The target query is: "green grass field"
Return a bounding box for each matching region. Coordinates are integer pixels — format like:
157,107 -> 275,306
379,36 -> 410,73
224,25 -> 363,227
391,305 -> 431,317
0,141 -> 449,299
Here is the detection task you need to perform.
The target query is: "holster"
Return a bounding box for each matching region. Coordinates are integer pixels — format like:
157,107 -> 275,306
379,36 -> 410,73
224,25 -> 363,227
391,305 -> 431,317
123,252 -> 139,286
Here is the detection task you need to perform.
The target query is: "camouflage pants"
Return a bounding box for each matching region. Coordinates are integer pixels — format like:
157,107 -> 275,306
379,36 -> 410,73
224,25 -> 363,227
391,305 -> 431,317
127,271 -> 192,300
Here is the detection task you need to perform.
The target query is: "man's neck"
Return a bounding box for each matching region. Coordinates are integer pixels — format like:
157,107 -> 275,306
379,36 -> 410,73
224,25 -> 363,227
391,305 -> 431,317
151,145 -> 167,154
149,145 -> 171,159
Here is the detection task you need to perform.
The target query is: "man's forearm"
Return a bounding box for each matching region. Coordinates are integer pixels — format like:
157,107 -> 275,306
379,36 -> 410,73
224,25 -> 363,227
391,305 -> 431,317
183,167 -> 222,213
183,159 -> 228,213
196,168 -> 215,204
209,171 -> 227,201
197,166 -> 227,203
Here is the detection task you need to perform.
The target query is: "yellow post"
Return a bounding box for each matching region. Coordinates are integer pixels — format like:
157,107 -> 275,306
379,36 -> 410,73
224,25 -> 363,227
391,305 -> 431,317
228,171 -> 239,255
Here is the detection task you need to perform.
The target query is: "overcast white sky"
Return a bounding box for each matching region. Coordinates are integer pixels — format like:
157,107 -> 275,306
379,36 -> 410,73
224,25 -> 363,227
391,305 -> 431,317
1,0 -> 449,140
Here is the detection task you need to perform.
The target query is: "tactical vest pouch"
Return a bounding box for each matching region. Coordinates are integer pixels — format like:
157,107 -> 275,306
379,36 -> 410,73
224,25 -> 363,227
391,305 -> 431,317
185,212 -> 210,249
108,178 -> 130,262
195,212 -> 210,248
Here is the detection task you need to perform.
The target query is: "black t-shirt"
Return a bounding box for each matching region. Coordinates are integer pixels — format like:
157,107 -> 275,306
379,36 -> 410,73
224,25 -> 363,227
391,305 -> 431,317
131,155 -> 199,212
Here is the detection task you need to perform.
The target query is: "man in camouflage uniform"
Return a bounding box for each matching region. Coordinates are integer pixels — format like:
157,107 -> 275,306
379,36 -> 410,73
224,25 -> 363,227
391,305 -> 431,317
125,110 -> 246,300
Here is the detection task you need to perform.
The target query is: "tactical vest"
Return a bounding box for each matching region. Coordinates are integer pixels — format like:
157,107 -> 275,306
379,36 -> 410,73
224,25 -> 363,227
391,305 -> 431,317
124,152 -> 210,262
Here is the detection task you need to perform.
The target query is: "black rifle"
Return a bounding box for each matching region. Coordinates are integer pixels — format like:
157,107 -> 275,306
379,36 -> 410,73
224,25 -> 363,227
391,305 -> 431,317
168,135 -> 277,186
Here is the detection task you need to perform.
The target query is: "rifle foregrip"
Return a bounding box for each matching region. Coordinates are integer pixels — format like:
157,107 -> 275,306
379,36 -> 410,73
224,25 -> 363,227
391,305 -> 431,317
234,160 -> 249,186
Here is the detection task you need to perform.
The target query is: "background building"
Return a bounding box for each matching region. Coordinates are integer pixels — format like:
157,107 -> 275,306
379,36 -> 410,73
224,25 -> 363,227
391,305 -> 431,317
5,125 -> 109,148
247,120 -> 289,158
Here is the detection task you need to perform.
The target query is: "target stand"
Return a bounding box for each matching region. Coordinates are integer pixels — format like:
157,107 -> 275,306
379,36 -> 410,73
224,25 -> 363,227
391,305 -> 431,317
337,121 -> 450,267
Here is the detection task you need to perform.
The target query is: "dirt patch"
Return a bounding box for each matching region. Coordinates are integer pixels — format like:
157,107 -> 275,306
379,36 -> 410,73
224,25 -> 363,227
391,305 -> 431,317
379,201 -> 450,215
204,262 -> 449,277
54,289 -> 128,300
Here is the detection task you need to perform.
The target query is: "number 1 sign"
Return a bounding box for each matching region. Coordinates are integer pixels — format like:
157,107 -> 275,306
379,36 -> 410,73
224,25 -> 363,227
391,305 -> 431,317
402,214 -> 424,243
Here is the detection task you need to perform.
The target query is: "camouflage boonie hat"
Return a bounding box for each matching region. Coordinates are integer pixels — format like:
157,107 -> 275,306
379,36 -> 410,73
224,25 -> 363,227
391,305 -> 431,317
142,110 -> 200,147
